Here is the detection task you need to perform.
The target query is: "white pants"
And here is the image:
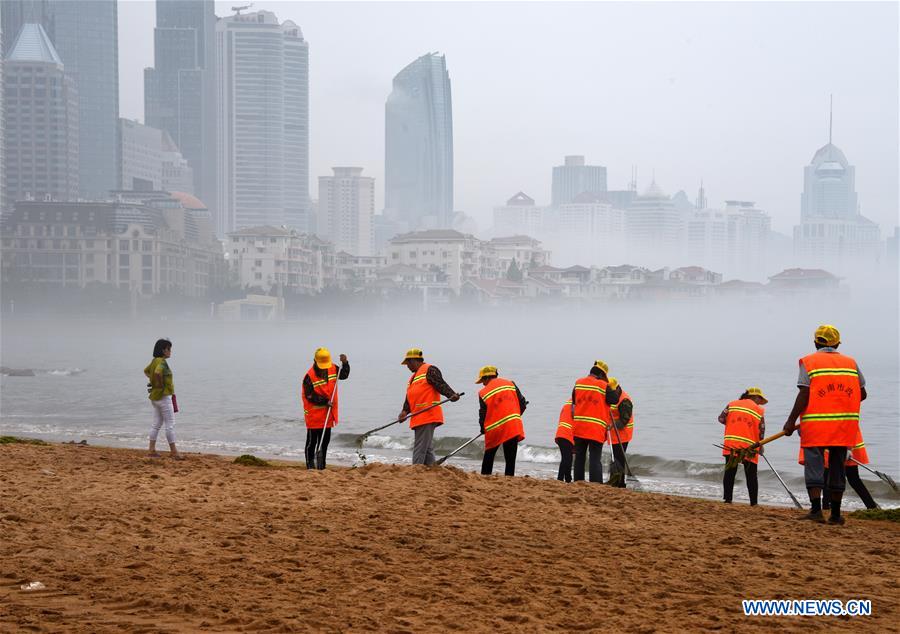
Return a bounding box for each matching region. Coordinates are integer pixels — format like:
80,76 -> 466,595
150,396 -> 176,444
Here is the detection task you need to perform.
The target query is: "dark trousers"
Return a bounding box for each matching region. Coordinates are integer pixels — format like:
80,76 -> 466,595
609,441 -> 629,488
482,438 -> 518,476
305,427 -> 331,470
823,465 -> 877,510
556,438 -> 574,482
574,438 -> 603,483
723,458 -> 758,505
802,446 -> 847,493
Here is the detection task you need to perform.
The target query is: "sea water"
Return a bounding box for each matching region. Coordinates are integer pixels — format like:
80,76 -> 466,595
2,296 -> 897,509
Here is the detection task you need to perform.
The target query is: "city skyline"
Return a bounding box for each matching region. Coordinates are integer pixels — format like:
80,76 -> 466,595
112,1 -> 898,236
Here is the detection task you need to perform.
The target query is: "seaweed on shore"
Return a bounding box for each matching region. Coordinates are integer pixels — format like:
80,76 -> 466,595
233,454 -> 270,467
849,508 -> 900,523
0,436 -> 49,446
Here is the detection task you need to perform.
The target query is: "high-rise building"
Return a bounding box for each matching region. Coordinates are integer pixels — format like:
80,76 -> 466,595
551,155 -> 607,207
118,119 -> 163,191
2,0 -> 119,200
216,10 -> 310,235
558,192 -> 626,265
1,7 -> 6,215
45,0 -> 119,200
1,1 -> 52,58
161,132 -> 194,195
687,200 -> 773,280
144,0 -> 217,215
3,24 -> 78,203
626,181 -> 684,268
318,167 -> 374,256
492,192 -> 547,238
793,120 -> 880,267
385,53 -> 453,231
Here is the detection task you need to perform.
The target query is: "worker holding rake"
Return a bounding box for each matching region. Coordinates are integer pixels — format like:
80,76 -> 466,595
718,387 -> 768,506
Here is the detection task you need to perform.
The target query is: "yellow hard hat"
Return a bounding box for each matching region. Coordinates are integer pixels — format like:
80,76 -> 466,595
593,360 -> 609,374
608,377 -> 619,390
814,324 -> 841,347
745,386 -> 768,404
401,347 -> 424,364
475,365 -> 499,383
314,347 -> 332,370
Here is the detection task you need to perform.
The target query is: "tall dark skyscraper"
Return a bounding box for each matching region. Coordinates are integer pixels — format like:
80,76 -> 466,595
385,53 -> 454,231
3,0 -> 119,200
145,0 -> 217,212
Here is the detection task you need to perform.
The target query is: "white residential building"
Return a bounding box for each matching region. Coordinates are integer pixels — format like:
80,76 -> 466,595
119,119 -> 163,191
227,225 -> 334,294
557,192 -> 627,265
388,229 -> 498,294
318,167 -> 374,256
488,235 -> 551,276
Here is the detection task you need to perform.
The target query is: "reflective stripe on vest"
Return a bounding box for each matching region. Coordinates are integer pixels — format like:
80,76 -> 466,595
722,398 -> 764,464
573,376 -> 610,442
478,377 -> 525,450
301,364 -> 339,429
555,400 -> 575,444
609,390 -> 634,444
799,351 -> 861,448
406,363 -> 444,428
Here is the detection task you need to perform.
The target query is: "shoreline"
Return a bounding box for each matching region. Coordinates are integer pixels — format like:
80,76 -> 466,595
2,441 -> 899,632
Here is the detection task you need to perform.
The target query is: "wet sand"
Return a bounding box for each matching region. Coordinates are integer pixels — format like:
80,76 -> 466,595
1,443 -> 898,633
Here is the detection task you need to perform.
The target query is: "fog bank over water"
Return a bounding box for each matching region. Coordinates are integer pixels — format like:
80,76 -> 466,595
2,285 -> 897,506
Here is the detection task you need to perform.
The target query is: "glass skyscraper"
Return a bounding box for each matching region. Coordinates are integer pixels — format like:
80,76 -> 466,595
145,0 -> 217,211
551,155 -> 607,207
46,0 -> 118,200
216,10 -> 309,235
385,53 -> 454,231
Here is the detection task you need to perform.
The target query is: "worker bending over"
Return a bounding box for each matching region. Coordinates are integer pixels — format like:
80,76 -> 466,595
607,377 -> 634,488
476,366 -> 527,476
719,387 -> 767,505
399,348 -> 460,465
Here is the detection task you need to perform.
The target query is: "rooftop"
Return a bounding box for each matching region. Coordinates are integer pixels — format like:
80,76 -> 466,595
6,23 -> 62,65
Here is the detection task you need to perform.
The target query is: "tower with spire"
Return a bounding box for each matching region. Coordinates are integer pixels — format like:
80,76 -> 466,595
794,97 -> 880,267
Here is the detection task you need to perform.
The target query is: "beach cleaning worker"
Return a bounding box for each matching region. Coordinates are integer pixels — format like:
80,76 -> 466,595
607,377 -> 634,488
798,431 -> 878,511
555,400 -> 575,482
399,348 -> 460,465
718,387 -> 767,505
476,366 -> 527,476
571,360 -> 618,483
301,348 -> 349,470
783,324 -> 865,525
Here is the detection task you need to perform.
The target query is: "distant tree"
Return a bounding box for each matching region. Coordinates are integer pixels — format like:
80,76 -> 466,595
506,258 -> 523,282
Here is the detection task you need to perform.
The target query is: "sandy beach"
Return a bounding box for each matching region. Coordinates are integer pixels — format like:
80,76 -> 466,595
1,442 -> 898,633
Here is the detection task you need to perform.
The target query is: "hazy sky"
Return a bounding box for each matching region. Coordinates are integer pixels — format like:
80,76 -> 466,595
117,1 -> 899,234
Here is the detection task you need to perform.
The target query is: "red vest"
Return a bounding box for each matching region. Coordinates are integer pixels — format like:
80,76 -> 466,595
572,375 -> 610,443
301,364 -> 339,429
722,399 -> 764,464
799,351 -> 861,447
609,390 -> 634,445
406,363 -> 443,429
555,400 -> 574,445
478,378 -> 525,450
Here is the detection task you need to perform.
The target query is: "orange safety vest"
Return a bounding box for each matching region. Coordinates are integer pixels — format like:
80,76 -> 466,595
798,351 -> 861,448
555,400 -> 574,445
479,377 -> 525,451
572,375 -> 610,443
609,390 -> 634,445
798,433 -> 869,468
722,399 -> 764,464
301,364 -> 339,429
405,363 -> 444,429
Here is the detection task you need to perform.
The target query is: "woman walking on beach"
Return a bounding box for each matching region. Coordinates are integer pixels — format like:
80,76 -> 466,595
144,338 -> 182,459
